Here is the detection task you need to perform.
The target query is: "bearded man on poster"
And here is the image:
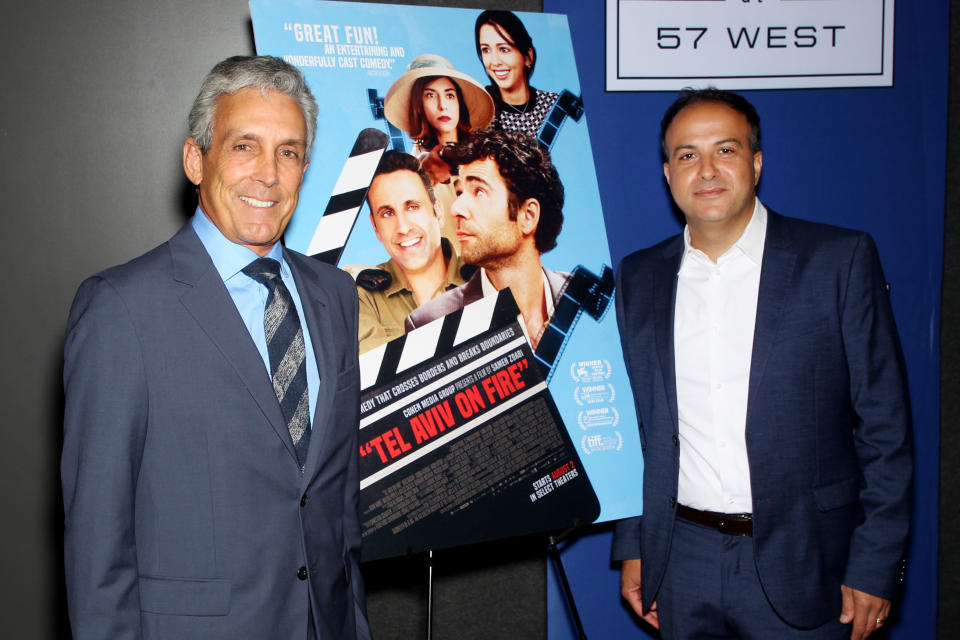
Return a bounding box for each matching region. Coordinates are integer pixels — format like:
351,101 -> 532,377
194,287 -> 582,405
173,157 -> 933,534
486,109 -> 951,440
406,129 -> 567,350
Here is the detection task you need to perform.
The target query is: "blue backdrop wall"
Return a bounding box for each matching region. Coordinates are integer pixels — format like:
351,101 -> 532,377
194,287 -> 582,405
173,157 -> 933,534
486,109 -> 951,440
543,1 -> 945,638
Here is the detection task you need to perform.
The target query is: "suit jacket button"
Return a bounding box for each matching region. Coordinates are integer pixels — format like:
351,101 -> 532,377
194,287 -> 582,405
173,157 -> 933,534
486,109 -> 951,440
300,494 -> 308,507
297,566 -> 308,580
672,435 -> 679,446
669,497 -> 676,507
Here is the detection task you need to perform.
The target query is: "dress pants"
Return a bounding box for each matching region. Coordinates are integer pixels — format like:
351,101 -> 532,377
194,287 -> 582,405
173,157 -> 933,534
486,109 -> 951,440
657,517 -> 850,639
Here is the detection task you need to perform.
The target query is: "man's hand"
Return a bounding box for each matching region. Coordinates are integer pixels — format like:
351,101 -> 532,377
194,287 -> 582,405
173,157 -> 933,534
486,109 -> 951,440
621,558 -> 659,629
840,584 -> 890,640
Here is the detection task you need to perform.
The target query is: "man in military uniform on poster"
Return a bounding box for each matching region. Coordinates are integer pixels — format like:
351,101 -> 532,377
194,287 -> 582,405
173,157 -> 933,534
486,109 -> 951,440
351,150 -> 468,353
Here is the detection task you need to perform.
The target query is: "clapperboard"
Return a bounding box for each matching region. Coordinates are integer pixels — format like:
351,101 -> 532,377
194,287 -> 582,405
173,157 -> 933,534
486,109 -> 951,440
367,88 -> 407,152
307,128 -> 390,265
357,290 -> 600,561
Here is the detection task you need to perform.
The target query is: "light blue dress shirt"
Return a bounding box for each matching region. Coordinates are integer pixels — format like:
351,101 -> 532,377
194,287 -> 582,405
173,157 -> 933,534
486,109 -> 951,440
192,209 -> 320,428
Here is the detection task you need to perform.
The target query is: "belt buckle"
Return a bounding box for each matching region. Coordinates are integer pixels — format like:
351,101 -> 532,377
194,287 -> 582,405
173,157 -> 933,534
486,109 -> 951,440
716,512 -> 751,536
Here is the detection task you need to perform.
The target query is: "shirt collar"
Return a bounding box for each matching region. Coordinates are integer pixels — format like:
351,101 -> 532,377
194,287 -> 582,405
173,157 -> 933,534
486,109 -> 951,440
735,199 -> 767,265
681,199 -> 767,268
382,238 -> 466,297
381,258 -> 411,297
478,266 -> 556,317
191,208 -> 287,281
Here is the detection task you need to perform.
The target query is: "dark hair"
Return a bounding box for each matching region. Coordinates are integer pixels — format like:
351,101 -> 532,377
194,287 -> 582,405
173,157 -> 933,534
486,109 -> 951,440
474,10 -> 536,88
660,88 -> 762,161
369,150 -> 436,206
407,75 -> 473,148
448,129 -> 563,253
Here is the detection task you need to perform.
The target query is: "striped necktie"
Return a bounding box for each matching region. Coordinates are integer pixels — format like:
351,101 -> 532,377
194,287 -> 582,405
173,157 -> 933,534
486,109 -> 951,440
242,257 -> 311,468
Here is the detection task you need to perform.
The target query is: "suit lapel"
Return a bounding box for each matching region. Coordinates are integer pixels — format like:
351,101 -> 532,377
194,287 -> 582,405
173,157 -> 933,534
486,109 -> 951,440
655,241 -> 683,432
170,225 -> 298,464
544,268 -> 567,301
286,253 -> 335,478
462,271 -> 485,306
746,212 -> 798,427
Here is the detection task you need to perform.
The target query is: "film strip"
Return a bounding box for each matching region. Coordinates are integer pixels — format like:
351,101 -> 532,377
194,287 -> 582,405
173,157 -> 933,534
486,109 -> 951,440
367,88 -> 407,152
535,264 -> 615,381
537,89 -> 585,151
307,128 -> 390,265
359,289 -> 521,391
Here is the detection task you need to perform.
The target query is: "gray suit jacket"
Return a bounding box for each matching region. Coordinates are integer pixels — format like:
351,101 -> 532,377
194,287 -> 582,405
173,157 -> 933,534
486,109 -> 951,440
62,223 -> 370,640
405,267 -> 570,330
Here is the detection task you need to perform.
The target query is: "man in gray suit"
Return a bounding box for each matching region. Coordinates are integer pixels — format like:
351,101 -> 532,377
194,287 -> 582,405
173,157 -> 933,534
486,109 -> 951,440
61,56 -> 370,640
405,129 -> 567,349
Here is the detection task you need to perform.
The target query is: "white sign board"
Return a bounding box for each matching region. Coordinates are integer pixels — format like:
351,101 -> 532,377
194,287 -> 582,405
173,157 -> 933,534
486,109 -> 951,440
607,0 -> 894,91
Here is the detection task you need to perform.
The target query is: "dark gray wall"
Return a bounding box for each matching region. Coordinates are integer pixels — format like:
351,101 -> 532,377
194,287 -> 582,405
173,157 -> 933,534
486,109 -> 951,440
0,0 -> 535,638
1,2 -> 253,636
1,0 -> 952,638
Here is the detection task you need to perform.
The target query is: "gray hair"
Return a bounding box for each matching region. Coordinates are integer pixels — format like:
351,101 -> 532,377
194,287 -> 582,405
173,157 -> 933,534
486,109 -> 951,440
188,56 -> 319,163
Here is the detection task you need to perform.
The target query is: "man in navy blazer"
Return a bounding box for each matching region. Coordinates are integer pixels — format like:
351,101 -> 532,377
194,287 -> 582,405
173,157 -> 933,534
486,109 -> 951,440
61,56 -> 370,639
612,89 -> 911,639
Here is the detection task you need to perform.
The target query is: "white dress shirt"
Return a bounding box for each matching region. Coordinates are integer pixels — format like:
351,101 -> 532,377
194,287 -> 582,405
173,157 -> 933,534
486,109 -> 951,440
674,200 -> 767,513
479,267 -> 556,344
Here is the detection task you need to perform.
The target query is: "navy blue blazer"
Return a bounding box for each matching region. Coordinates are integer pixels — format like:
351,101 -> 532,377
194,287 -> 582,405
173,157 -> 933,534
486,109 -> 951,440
62,224 -> 370,639
611,211 -> 912,629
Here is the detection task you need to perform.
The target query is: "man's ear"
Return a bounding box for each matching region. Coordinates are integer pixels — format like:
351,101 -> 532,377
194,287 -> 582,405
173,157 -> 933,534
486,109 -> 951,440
369,213 -> 382,243
183,138 -> 203,186
517,198 -> 540,237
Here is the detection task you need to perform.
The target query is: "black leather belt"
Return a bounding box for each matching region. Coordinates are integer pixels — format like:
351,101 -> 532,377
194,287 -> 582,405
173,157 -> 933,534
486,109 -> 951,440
676,504 -> 753,536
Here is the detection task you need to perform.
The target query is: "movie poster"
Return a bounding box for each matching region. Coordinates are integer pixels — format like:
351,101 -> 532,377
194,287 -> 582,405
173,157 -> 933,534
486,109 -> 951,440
251,0 -> 642,559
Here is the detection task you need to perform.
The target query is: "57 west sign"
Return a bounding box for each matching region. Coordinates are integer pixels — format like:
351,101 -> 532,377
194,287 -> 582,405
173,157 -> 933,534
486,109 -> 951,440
607,0 -> 894,91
